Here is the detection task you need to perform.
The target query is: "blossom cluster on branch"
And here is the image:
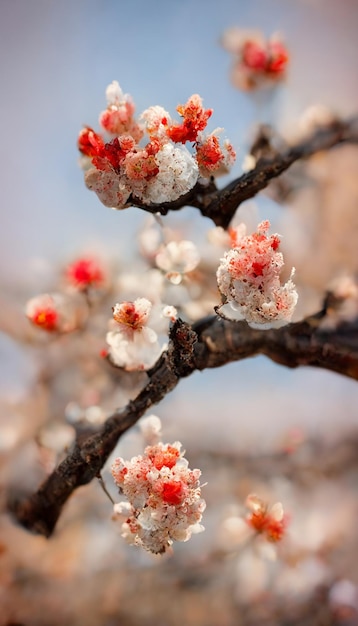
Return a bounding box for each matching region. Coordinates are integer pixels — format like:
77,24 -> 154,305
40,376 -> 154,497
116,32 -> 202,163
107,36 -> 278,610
216,220 -> 298,328
78,81 -> 235,209
111,416 -> 205,554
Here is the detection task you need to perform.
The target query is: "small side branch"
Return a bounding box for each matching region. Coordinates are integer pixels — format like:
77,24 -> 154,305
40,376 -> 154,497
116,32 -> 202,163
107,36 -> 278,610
131,116 -> 358,227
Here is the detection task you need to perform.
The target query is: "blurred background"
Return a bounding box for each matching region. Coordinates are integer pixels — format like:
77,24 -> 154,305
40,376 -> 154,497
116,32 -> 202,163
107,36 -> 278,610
1,0 -> 358,624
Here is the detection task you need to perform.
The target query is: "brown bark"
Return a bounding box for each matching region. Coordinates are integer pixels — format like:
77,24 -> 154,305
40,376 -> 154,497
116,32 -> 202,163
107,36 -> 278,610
131,116 -> 358,227
11,313 -> 358,537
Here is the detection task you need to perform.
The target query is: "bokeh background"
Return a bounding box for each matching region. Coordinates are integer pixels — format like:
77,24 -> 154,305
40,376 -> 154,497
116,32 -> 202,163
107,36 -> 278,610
1,1 -> 358,624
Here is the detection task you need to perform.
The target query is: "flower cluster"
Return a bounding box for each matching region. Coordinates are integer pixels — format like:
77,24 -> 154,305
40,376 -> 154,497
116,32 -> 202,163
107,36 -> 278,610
26,256 -> 107,333
111,420 -> 205,554
78,82 -> 235,209
195,129 -> 236,177
222,28 -> 289,91
106,297 -> 177,371
216,220 -> 298,329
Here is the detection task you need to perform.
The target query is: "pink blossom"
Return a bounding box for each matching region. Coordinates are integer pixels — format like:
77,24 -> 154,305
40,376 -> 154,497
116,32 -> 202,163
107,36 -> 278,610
99,80 -> 143,142
78,82 -> 235,208
26,293 -> 88,333
222,28 -> 289,91
112,426 -> 205,554
195,130 -> 236,177
216,220 -> 298,328
85,165 -> 132,210
140,105 -> 172,143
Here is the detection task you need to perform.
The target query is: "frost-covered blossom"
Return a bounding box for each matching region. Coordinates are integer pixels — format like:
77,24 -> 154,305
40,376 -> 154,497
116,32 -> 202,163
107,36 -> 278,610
228,222 -> 250,248
99,80 -> 143,142
124,149 -> 159,182
26,293 -> 88,333
155,240 -> 200,284
106,298 -> 177,371
111,432 -> 206,554
216,220 -> 298,329
112,298 -> 151,330
131,143 -> 199,205
65,257 -> 105,291
106,320 -> 159,371
140,105 -> 172,143
85,165 -> 132,210
221,28 -> 289,91
78,82 -> 235,209
195,130 -> 236,177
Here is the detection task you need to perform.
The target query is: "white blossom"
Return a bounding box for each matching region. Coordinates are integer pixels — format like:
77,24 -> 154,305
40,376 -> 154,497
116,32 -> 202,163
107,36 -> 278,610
139,415 -> 162,445
155,240 -> 200,284
105,80 -> 126,106
242,153 -> 257,172
106,298 -> 175,371
85,167 -> 131,210
140,105 -> 172,142
136,144 -> 199,205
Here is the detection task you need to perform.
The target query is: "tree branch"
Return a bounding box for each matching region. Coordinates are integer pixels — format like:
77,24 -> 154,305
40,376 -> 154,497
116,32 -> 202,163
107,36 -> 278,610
130,116 -> 358,228
11,313 -> 358,537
